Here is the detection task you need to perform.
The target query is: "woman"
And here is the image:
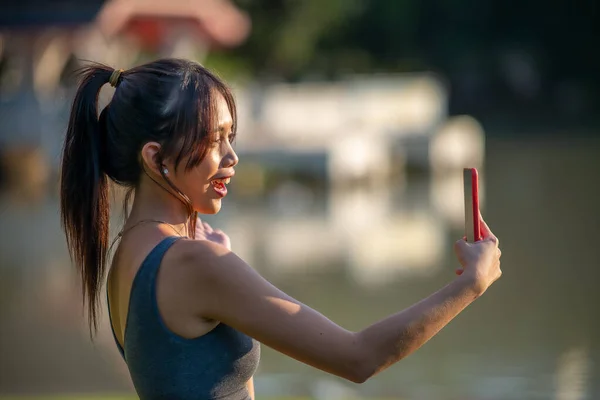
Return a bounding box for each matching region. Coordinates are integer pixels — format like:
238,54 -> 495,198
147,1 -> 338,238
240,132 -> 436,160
60,58 -> 502,400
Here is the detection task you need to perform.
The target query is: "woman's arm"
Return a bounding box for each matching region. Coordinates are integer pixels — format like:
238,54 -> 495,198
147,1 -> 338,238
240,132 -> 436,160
173,231 -> 501,383
354,275 -> 481,378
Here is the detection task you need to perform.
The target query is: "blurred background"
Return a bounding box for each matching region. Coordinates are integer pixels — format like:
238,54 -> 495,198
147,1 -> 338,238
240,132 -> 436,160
0,0 -> 599,399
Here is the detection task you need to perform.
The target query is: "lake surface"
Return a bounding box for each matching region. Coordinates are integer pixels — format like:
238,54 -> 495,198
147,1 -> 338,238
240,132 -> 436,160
0,136 -> 598,399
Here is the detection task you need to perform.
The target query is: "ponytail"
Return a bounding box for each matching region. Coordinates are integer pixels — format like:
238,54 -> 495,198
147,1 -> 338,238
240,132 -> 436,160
60,65 -> 113,336
60,58 -> 239,336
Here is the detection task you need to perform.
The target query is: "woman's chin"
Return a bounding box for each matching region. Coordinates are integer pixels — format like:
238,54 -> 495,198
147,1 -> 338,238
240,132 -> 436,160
196,199 -> 222,215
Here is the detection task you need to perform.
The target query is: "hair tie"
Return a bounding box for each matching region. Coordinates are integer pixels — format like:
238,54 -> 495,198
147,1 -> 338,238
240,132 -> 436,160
109,69 -> 124,88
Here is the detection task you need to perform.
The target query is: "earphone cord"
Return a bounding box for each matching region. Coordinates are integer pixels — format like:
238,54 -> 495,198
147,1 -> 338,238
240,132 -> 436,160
107,164 -> 194,253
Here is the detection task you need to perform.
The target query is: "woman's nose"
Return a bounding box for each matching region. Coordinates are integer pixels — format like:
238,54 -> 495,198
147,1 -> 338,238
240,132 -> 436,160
223,145 -> 239,168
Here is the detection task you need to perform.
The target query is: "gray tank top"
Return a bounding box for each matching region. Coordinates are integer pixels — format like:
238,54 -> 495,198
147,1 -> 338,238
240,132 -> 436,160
107,236 -> 261,400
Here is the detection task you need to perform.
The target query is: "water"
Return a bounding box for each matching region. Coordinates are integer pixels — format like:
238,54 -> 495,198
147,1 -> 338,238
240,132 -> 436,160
0,136 -> 598,399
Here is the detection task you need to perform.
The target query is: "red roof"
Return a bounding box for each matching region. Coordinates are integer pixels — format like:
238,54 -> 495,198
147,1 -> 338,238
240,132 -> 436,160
96,0 -> 251,49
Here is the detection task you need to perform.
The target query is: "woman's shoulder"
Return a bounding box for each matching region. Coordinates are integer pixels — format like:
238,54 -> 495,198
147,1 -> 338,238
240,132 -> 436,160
163,238 -> 242,282
170,237 -> 231,263
159,238 -> 254,321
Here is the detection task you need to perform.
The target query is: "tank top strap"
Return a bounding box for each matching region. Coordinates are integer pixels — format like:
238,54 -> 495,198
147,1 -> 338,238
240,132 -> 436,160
130,235 -> 182,301
108,235 -> 182,361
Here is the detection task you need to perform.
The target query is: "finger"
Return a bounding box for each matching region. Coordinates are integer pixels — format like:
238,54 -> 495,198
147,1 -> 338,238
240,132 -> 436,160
478,211 -> 491,237
203,221 -> 213,233
454,237 -> 469,251
484,236 -> 499,248
453,238 -> 470,262
479,214 -> 498,246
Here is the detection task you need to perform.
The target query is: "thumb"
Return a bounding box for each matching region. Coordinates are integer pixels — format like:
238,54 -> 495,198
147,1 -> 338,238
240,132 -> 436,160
478,211 -> 498,243
454,237 -> 469,253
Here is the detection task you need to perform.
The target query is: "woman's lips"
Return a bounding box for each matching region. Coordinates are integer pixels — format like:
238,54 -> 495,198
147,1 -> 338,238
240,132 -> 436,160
210,177 -> 230,197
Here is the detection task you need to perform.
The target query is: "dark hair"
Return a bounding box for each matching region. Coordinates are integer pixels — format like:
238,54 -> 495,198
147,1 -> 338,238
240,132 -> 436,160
60,58 -> 237,335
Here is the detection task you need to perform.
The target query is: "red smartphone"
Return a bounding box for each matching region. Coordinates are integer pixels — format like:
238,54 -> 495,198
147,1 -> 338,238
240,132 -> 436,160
463,168 -> 482,242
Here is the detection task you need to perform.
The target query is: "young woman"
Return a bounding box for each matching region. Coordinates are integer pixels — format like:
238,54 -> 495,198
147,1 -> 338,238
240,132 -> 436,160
60,58 -> 502,400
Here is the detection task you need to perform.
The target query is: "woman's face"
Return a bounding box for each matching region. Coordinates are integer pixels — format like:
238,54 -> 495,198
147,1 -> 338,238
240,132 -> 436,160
166,93 -> 239,215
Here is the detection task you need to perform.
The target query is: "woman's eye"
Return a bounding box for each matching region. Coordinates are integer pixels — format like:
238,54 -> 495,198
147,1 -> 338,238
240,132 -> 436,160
211,132 -> 234,145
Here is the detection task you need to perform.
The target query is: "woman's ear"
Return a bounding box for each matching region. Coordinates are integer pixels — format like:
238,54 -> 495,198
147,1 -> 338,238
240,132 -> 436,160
140,142 -> 164,176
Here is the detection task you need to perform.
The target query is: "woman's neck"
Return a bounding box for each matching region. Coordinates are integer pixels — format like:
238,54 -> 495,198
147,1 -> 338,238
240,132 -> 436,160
126,176 -> 191,233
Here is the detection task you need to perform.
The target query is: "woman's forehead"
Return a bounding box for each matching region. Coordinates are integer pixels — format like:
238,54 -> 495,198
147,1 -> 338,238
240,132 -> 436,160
214,93 -> 233,126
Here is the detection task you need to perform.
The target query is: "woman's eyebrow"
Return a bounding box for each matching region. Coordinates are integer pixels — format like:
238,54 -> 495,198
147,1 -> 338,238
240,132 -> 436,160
216,121 -> 233,133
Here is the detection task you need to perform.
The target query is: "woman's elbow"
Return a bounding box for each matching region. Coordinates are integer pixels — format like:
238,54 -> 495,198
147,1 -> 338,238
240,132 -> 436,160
348,371 -> 369,384
343,337 -> 377,384
344,359 -> 375,384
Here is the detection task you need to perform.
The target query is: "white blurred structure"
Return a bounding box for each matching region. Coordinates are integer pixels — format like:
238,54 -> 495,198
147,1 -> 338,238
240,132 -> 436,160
328,130 -> 393,182
429,115 -> 486,228
554,345 -> 591,400
346,211 -> 446,285
234,74 -> 484,194
430,115 -> 485,174
222,75 -> 485,284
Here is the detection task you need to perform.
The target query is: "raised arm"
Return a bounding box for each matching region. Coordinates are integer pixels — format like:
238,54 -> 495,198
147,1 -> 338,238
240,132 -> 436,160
177,219 -> 501,383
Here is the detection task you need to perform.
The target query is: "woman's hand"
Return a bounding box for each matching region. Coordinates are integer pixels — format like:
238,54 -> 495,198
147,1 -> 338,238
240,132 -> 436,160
453,214 -> 502,295
194,217 -> 231,250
